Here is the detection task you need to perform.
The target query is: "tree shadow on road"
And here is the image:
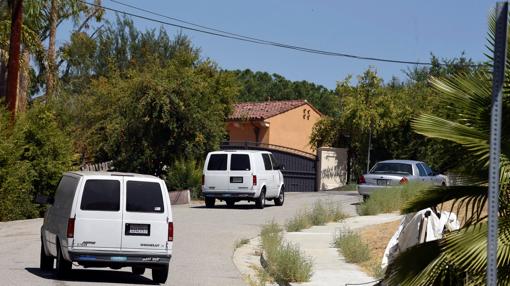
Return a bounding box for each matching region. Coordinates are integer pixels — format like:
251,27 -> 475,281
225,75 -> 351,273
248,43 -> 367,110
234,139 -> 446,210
192,203 -> 277,210
25,267 -> 158,285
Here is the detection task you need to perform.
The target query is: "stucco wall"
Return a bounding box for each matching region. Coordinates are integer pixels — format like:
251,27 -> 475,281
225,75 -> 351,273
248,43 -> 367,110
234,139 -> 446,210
227,122 -> 269,144
266,103 -> 321,154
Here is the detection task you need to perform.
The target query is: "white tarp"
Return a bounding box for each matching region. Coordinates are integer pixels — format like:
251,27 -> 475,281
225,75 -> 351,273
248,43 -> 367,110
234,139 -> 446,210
381,208 -> 460,270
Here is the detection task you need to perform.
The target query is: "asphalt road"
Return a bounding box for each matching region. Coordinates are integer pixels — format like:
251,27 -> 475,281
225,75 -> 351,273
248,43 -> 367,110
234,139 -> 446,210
0,191 -> 361,286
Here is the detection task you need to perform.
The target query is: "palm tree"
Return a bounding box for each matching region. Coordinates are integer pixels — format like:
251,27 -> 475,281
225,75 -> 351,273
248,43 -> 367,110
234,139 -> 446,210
383,11 -> 510,286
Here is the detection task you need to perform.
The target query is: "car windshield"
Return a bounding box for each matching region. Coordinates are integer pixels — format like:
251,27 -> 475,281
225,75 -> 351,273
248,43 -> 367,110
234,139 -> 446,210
370,163 -> 413,175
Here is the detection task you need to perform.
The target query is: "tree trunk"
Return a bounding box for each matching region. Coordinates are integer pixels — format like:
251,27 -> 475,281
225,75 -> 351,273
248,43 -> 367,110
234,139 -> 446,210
17,48 -> 30,113
0,54 -> 7,101
6,0 -> 23,118
46,0 -> 57,100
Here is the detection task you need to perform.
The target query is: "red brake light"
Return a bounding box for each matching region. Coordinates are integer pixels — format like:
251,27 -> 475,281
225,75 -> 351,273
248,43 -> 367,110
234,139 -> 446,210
252,175 -> 257,186
67,218 -> 75,238
168,222 -> 174,241
358,175 -> 366,184
400,177 -> 409,185
201,175 -> 205,186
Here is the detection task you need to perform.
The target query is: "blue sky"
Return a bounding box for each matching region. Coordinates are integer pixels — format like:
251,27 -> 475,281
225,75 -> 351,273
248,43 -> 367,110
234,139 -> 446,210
59,0 -> 496,89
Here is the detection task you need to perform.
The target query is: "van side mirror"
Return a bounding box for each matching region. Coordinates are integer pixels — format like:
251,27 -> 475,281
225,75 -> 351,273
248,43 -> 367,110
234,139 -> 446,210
35,194 -> 54,205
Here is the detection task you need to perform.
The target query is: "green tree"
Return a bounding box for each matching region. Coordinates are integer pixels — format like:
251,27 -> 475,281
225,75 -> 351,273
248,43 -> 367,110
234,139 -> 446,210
384,11 -> 510,285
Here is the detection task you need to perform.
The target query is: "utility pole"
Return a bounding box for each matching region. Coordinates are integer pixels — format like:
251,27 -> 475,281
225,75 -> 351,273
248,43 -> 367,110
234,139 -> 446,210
6,0 -> 23,119
487,2 -> 508,286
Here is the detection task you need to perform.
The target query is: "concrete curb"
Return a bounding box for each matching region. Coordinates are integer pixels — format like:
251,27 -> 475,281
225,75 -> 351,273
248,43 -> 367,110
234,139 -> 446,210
232,214 -> 402,286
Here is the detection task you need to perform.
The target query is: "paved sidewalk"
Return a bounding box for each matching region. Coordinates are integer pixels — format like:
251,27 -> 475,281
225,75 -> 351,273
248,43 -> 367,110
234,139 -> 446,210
233,213 -> 401,286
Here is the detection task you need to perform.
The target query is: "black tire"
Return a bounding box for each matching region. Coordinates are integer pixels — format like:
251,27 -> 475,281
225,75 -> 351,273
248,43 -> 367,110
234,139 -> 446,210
55,241 -> 71,278
132,266 -> 145,275
255,190 -> 265,209
226,199 -> 235,207
274,187 -> 285,206
40,239 -> 54,271
362,195 -> 369,202
205,197 -> 215,208
152,265 -> 169,284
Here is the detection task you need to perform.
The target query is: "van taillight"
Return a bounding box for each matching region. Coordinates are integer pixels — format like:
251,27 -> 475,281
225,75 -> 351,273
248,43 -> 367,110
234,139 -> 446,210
201,175 -> 205,186
168,222 -> 174,241
252,175 -> 257,186
67,218 -> 75,238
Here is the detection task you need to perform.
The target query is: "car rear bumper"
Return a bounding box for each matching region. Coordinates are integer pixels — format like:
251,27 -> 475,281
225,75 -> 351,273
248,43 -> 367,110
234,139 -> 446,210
357,184 -> 402,196
68,250 -> 171,267
202,191 -> 256,199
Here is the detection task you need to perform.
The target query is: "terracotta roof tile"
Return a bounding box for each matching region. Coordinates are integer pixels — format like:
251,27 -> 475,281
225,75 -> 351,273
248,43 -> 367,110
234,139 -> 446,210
229,100 -> 310,120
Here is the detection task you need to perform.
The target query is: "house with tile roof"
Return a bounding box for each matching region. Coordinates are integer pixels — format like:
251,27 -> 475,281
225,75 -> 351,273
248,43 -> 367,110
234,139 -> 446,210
226,100 -> 322,154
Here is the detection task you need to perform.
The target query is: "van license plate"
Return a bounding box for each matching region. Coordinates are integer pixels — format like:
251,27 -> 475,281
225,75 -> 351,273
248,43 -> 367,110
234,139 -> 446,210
126,224 -> 150,236
230,177 -> 243,183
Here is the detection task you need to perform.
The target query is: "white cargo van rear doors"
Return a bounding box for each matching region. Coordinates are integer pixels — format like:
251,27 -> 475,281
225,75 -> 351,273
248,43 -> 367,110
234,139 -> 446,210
228,153 -> 253,192
74,177 -> 123,251
204,153 -> 229,192
121,178 -> 168,251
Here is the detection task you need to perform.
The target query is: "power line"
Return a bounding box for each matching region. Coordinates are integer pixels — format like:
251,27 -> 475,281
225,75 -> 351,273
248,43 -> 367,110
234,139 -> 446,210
81,0 -> 438,66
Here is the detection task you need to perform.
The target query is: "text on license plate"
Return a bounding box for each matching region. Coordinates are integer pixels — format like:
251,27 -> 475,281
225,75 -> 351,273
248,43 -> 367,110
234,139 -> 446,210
377,179 -> 389,186
125,223 -> 151,236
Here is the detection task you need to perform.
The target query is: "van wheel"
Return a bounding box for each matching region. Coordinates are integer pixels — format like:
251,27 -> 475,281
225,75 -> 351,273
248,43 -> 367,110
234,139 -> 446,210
40,239 -> 54,271
132,266 -> 145,275
55,241 -> 71,278
152,265 -> 169,283
226,199 -> 235,207
274,187 -> 285,206
255,190 -> 265,209
205,197 -> 215,208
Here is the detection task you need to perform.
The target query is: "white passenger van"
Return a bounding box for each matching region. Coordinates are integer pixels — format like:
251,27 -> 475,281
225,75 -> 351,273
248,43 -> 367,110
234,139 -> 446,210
202,150 -> 285,208
38,172 -> 173,284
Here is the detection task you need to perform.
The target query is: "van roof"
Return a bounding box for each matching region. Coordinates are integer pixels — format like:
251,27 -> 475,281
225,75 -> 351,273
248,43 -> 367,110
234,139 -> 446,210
208,150 -> 271,154
66,171 -> 160,179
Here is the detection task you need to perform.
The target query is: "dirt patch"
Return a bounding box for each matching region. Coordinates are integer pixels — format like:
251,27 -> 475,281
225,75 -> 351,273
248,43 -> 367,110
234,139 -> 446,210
358,220 -> 400,277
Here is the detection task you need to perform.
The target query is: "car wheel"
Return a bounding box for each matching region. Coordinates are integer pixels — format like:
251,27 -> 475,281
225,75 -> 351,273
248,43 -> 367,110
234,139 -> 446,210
132,266 -> 145,275
205,197 -> 215,208
152,265 -> 169,284
226,199 -> 235,207
255,190 -> 265,209
362,195 -> 369,202
55,241 -> 71,278
40,239 -> 54,271
274,187 -> 284,206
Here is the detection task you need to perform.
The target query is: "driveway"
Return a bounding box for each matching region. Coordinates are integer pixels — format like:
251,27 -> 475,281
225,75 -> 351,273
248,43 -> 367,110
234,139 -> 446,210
0,191 -> 361,285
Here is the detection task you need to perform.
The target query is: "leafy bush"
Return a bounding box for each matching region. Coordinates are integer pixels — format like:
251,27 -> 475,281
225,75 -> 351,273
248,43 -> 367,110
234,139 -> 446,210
334,229 -> 370,263
164,158 -> 202,198
286,200 -> 347,232
260,222 -> 313,284
0,104 -> 75,221
358,182 -> 428,215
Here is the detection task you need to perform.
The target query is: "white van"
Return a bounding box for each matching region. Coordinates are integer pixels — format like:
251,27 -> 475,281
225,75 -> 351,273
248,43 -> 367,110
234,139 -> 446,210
38,172 -> 173,284
202,150 -> 285,208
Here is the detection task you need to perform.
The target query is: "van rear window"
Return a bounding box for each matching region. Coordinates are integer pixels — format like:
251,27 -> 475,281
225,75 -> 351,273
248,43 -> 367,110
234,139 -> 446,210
81,180 -> 120,211
231,154 -> 251,171
207,154 -> 227,170
126,181 -> 164,213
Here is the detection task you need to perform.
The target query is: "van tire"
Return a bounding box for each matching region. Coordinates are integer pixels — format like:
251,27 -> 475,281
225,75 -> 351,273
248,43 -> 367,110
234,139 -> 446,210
274,187 -> 285,206
152,265 -> 169,283
55,241 -> 71,278
40,239 -> 54,271
132,267 -> 145,275
255,190 -> 265,209
205,197 -> 215,208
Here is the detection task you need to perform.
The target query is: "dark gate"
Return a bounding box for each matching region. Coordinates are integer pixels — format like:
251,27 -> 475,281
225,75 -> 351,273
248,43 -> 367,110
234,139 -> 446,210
220,141 -> 317,192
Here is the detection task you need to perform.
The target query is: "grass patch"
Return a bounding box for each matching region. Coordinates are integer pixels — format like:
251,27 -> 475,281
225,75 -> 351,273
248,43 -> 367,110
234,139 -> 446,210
260,222 -> 313,284
286,200 -> 348,232
334,228 -> 371,263
234,238 -> 250,250
358,182 -> 428,215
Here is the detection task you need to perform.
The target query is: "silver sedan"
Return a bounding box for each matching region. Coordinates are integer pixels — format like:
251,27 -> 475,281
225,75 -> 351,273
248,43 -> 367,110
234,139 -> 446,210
357,159 -> 447,200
